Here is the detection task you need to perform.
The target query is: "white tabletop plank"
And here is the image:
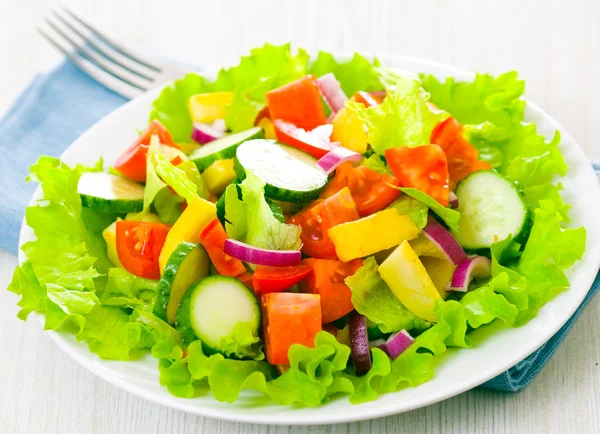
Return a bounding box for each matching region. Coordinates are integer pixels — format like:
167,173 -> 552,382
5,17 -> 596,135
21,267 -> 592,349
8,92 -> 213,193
1,0 -> 599,433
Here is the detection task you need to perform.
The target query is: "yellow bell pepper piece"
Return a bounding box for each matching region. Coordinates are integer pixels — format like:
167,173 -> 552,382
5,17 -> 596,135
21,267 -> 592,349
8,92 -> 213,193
328,208 -> 419,262
258,117 -> 277,140
202,159 -> 236,195
420,257 -> 455,299
378,241 -> 442,322
331,106 -> 368,154
158,197 -> 216,272
188,92 -> 234,123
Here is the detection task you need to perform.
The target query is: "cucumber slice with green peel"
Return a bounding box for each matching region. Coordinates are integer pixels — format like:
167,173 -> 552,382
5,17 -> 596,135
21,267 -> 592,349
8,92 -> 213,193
176,275 -> 261,356
154,242 -> 210,324
190,126 -> 263,171
451,170 -> 531,249
78,172 -> 144,213
235,139 -> 329,203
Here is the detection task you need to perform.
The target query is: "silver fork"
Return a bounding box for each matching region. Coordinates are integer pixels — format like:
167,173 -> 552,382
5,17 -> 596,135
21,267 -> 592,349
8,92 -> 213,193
37,5 -> 190,99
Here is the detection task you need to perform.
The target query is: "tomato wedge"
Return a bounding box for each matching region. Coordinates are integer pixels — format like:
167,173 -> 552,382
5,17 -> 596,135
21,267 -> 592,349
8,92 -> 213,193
199,218 -> 246,277
301,258 -> 363,323
266,75 -> 327,130
288,187 -> 360,260
385,144 -> 450,206
319,162 -> 401,216
273,119 -> 334,158
431,117 -> 492,189
252,265 -> 312,295
114,120 -> 181,183
116,221 -> 170,280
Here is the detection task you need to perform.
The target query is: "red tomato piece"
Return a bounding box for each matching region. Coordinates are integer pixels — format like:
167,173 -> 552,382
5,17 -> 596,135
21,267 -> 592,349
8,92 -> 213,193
319,162 -> 401,216
431,117 -> 492,189
252,265 -> 312,295
273,119 -> 334,158
261,293 -> 322,365
301,258 -> 363,323
288,187 -> 360,259
114,120 -> 181,183
266,75 -> 327,130
385,144 -> 450,206
199,218 -> 247,277
116,221 -> 170,280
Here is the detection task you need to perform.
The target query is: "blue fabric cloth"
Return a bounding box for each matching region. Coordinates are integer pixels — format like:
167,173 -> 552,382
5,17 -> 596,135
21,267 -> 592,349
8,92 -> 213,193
0,60 -> 598,392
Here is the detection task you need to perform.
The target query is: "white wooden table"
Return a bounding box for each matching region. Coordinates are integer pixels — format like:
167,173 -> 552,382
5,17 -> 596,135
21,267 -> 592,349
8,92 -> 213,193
0,1 -> 599,432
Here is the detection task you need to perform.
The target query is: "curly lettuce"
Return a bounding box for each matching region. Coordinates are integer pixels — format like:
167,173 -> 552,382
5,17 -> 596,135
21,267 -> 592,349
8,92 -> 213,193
224,171 -> 301,250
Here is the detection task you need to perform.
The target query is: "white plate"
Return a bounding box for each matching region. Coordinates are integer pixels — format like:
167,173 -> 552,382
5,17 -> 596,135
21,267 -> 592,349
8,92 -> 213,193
18,54 -> 600,425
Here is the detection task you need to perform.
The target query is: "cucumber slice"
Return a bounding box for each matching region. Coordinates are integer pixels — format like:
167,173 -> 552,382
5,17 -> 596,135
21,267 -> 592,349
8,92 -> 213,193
154,242 -> 210,324
78,172 -> 144,213
190,126 -> 263,171
451,170 -> 530,249
235,139 -> 329,202
176,276 -> 261,355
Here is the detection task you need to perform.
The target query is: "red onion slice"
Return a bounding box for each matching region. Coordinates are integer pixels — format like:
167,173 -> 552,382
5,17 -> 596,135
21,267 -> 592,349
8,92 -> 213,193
449,191 -> 459,209
316,146 -> 363,174
377,329 -> 414,360
223,239 -> 301,267
317,73 -> 348,114
448,256 -> 491,292
191,121 -> 226,144
423,216 -> 467,265
349,311 -> 371,376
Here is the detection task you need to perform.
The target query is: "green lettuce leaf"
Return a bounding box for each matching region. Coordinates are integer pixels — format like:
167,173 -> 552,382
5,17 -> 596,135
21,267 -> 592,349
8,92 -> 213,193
101,268 -> 159,308
10,157 -> 105,330
149,73 -> 211,143
523,182 -> 570,222
308,52 -> 382,96
346,257 -> 431,333
348,77 -> 447,154
504,127 -> 566,186
463,121 -> 507,168
225,172 -> 301,250
216,320 -> 264,361
362,153 -> 393,176
78,305 -> 142,360
388,195 -> 429,230
399,188 -> 460,231
153,153 -> 198,203
421,72 -> 525,130
515,208 -> 586,324
176,160 -> 209,199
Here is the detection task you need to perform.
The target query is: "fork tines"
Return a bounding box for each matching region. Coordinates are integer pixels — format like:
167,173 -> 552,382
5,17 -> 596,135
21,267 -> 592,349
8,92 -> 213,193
37,6 -> 171,99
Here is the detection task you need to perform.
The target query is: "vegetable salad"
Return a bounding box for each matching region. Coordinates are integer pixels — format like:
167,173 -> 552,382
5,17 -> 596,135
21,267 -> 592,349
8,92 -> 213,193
8,44 -> 586,406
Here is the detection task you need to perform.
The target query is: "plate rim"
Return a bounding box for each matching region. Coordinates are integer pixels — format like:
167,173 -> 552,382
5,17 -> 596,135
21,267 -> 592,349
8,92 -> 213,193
18,53 -> 600,425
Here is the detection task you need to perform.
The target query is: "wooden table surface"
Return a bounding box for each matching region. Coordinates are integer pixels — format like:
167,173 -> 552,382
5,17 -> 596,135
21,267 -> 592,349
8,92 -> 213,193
0,0 -> 599,433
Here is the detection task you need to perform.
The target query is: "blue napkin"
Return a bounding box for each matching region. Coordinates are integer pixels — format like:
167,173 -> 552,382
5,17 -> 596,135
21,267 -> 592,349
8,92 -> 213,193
1,60 -> 598,392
